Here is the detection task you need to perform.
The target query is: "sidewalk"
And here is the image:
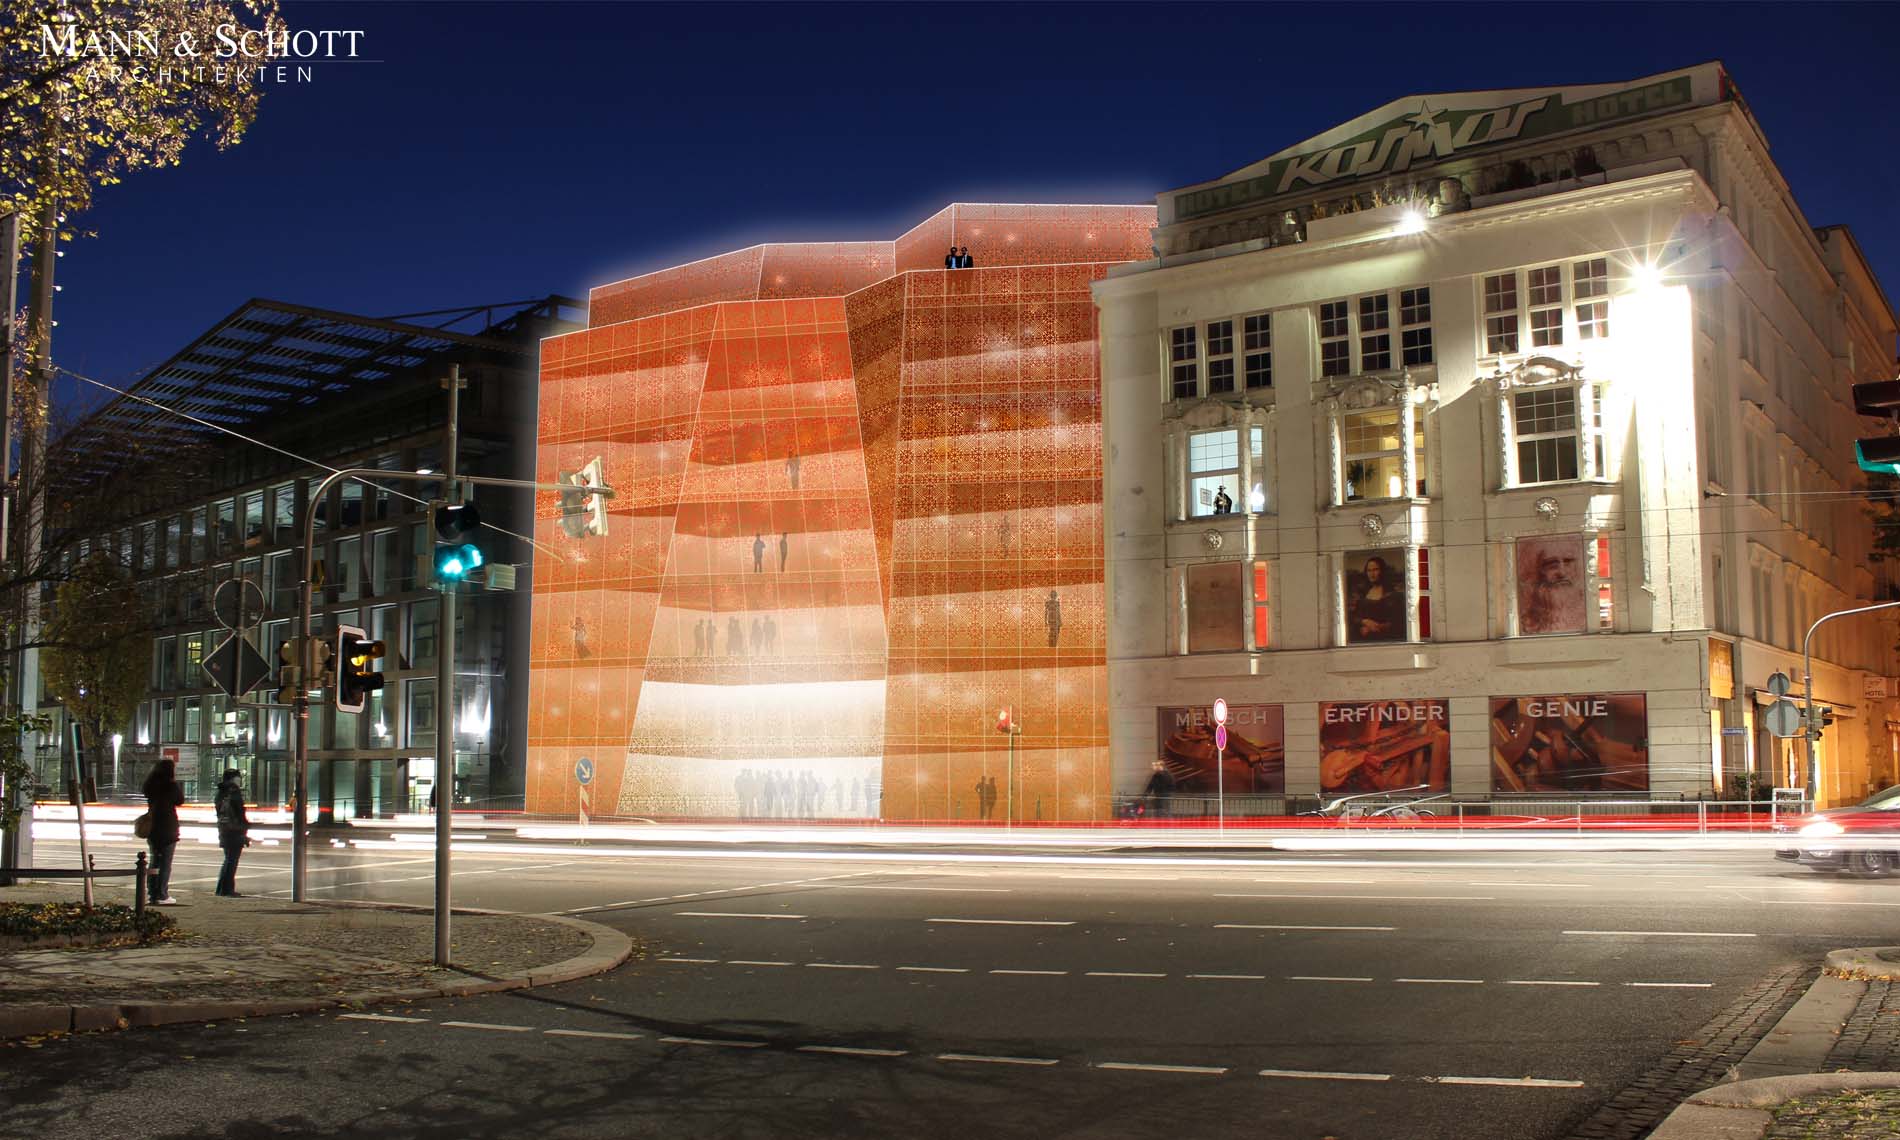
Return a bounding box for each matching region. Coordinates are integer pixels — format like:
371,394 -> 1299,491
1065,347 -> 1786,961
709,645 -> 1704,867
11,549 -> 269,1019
0,878 -> 632,1039
1642,948 -> 1900,1140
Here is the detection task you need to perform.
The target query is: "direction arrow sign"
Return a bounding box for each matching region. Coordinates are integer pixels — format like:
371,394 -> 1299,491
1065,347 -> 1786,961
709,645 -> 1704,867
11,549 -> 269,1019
202,635 -> 272,699
1764,699 -> 1802,739
574,756 -> 594,786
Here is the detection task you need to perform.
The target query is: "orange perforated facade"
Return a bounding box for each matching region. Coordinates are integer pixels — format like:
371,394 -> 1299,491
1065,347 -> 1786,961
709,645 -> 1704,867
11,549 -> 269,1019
526,202 -> 1154,822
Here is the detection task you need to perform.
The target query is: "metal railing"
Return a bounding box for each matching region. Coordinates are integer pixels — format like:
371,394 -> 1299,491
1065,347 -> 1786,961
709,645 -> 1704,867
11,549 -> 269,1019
5,853 -> 156,921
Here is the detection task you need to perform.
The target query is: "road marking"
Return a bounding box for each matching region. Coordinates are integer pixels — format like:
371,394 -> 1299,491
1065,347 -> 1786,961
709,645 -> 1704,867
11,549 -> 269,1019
339,1013 -> 427,1023
1188,973 -> 1266,981
1214,893 -> 1495,902
991,969 -> 1069,976
1290,976 -> 1374,983
1260,1068 -> 1391,1082
929,918 -> 1076,926
1506,980 -> 1600,987
675,911 -> 806,920
1626,982 -> 1714,989
1563,930 -> 1756,938
661,1036 -> 768,1049
938,1053 -> 1060,1066
658,957 -> 719,964
1218,924 -> 1395,932
806,963 -> 879,970
545,1029 -> 644,1041
1396,978 -> 1485,985
1430,1075 -> 1584,1088
897,966 -> 969,973
1251,877 -> 1377,884
441,1021 -> 535,1033
798,1045 -> 908,1057
1086,971 -> 1167,979
728,960 -> 793,967
1761,900 -> 1900,908
1095,1061 -> 1228,1075
834,885 -> 1011,893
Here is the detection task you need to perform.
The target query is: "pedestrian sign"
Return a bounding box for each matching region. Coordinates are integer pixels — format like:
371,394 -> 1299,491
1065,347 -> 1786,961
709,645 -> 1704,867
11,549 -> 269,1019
574,756 -> 594,786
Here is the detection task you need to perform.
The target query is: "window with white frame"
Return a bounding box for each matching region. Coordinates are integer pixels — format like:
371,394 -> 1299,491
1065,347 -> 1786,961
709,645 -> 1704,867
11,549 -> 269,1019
1206,319 -> 1235,394
1508,382 -> 1606,485
1338,407 -> 1427,503
1318,287 -> 1433,379
1169,326 -> 1198,399
1242,313 -> 1272,389
1484,260 -> 1616,357
1184,426 -> 1267,518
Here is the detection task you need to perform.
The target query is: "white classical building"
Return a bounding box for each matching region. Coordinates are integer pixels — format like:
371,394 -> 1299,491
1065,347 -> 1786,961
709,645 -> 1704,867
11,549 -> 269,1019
1094,63 -> 1900,810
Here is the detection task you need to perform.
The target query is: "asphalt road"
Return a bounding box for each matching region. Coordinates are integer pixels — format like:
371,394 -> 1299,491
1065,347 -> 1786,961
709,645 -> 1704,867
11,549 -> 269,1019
5,836 -> 1896,1139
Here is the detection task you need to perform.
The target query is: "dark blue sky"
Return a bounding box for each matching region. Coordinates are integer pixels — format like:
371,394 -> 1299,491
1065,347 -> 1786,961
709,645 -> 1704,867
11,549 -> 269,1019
46,1 -> 1900,411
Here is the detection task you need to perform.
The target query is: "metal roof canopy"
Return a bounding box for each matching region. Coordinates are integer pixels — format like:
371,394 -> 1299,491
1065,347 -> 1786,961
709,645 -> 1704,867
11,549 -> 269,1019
59,296 -> 568,486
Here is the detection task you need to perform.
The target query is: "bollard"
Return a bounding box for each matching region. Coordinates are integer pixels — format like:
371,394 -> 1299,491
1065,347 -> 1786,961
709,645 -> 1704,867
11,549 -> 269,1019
134,852 -> 147,925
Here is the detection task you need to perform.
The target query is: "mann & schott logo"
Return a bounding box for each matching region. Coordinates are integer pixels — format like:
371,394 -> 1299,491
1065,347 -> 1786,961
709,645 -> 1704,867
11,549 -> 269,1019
36,18 -> 368,85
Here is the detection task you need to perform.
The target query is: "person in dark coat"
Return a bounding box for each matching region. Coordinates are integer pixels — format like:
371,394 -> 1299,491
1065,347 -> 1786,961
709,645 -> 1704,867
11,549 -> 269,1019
142,758 -> 185,905
214,769 -> 252,897
944,246 -> 959,269
1142,759 -> 1178,817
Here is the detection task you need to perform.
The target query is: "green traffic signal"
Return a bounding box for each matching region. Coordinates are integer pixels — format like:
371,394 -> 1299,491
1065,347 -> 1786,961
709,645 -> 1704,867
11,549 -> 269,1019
1856,438 -> 1900,477
434,542 -> 485,581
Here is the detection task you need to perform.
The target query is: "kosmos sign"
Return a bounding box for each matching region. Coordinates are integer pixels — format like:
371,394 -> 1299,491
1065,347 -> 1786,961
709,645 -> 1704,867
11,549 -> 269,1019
1171,64 -> 1727,222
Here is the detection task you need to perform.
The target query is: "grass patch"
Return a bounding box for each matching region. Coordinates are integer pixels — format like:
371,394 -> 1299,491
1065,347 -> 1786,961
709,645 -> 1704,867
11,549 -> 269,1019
0,902 -> 175,943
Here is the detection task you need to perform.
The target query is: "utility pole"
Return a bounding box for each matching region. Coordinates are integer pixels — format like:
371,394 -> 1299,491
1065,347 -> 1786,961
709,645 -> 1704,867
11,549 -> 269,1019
433,366 -> 462,966
0,211 -> 20,885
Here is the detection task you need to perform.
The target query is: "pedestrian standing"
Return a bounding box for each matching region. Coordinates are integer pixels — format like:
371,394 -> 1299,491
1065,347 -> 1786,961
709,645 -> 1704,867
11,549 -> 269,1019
214,769 -> 252,896
142,758 -> 185,905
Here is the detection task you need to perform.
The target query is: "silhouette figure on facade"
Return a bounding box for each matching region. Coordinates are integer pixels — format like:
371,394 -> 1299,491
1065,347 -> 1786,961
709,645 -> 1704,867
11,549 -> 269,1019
778,532 -> 789,572
974,775 -> 990,820
751,617 -> 764,657
1044,589 -> 1062,647
944,246 -> 959,269
572,615 -> 591,658
703,618 -> 718,656
985,775 -> 1001,820
727,615 -> 745,657
997,513 -> 1012,553
1212,485 -> 1233,514
693,620 -> 705,658
762,614 -> 779,655
786,452 -> 802,489
753,533 -> 766,572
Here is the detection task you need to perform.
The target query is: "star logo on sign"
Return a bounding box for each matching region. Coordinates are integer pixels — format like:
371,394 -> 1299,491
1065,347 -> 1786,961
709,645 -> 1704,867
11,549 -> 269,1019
1406,102 -> 1444,130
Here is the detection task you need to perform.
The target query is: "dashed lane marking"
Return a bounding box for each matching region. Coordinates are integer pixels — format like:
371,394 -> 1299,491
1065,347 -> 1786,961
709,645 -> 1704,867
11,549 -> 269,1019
897,966 -> 969,973
545,1029 -> 644,1041
1086,971 -> 1166,979
1188,973 -> 1266,981
1507,980 -> 1600,987
938,1053 -> 1060,1066
928,918 -> 1076,926
806,963 -> 879,970
1625,982 -> 1714,989
661,1036 -> 768,1049
991,969 -> 1069,976
1429,1075 -> 1584,1088
674,911 -> 806,920
441,1021 -> 535,1033
1396,978 -> 1484,985
728,960 -> 794,967
339,1013 -> 427,1023
832,885 -> 1011,893
1260,1068 -> 1392,1082
1095,1061 -> 1228,1075
1214,893 -> 1495,902
1217,923 -> 1395,932
1289,976 -> 1375,983
657,957 -> 719,964
797,1045 -> 908,1057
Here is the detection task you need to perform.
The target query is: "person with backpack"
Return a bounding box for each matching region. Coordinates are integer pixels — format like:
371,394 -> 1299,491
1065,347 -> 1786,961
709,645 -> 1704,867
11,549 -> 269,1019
141,758 -> 185,905
214,769 -> 252,897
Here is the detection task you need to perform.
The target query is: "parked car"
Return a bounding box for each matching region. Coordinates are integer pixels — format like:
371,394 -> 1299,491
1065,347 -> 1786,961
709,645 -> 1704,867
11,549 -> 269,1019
1774,784 -> 1900,876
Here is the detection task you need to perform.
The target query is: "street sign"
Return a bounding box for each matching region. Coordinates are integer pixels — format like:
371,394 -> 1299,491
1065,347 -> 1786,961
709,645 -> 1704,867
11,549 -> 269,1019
212,579 -> 267,630
1215,724 -> 1229,751
1213,698 -> 1228,726
1764,699 -> 1802,739
1766,671 -> 1792,698
202,635 -> 272,699
574,756 -> 594,786
1720,726 -> 1747,737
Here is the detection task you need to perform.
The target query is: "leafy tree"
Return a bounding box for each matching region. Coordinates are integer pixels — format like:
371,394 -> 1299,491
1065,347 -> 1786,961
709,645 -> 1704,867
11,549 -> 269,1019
40,552 -> 146,760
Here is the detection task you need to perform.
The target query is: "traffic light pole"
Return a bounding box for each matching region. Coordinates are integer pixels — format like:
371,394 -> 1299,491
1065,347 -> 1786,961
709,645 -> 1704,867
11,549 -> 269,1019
433,370 -> 462,967
1801,600 -> 1900,808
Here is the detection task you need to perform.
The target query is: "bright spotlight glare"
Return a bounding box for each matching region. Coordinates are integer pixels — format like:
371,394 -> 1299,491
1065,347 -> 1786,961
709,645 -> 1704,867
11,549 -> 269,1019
1632,261 -> 1666,292
1396,209 -> 1426,235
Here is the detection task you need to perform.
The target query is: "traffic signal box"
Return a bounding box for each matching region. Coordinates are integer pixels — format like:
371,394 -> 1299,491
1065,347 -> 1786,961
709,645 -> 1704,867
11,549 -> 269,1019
1853,380 -> 1900,476
559,457 -> 608,539
333,624 -> 386,714
432,501 -> 484,585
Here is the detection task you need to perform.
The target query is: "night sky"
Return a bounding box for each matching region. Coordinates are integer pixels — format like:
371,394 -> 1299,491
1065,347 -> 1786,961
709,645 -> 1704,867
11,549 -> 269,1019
43,1 -> 1900,412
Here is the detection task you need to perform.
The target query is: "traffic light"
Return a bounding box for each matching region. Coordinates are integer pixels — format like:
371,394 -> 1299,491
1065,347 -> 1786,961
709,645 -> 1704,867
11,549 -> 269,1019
275,637 -> 304,704
333,623 -> 386,714
433,500 -> 484,585
559,457 -> 608,538
1853,380 -> 1900,476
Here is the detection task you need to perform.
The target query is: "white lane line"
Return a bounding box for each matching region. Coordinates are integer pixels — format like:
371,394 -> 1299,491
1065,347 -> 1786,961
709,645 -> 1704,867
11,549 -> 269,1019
545,1029 -> 644,1041
441,1021 -> 535,1033
1188,973 -> 1266,981
1563,930 -> 1756,938
1290,976 -> 1374,983
1506,980 -> 1600,987
728,960 -> 793,967
798,1045 -> 909,1058
834,885 -> 1011,893
675,911 -> 806,920
991,969 -> 1069,976
897,966 -> 969,974
658,957 -> 720,964
1260,1068 -> 1391,1082
806,963 -> 879,970
938,1052 -> 1060,1066
1218,924 -> 1395,932
1761,900 -> 1900,908
1086,971 -> 1167,979
1095,1061 -> 1228,1075
1251,878 -> 1377,884
928,918 -> 1076,926
1626,982 -> 1714,989
1396,978 -> 1485,985
1430,1075 -> 1584,1088
339,1013 -> 428,1023
1215,893 -> 1495,902
661,1036 -> 768,1049
1060,874 -> 1179,881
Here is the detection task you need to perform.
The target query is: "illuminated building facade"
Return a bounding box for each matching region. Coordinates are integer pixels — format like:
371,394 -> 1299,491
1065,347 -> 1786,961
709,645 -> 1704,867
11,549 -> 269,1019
526,204 -> 1154,821
1098,63 -> 1900,809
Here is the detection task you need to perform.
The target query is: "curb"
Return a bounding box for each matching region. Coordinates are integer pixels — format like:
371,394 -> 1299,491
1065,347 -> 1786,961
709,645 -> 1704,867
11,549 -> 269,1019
0,912 -> 633,1040
1826,945 -> 1900,981
1648,1073 -> 1900,1139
